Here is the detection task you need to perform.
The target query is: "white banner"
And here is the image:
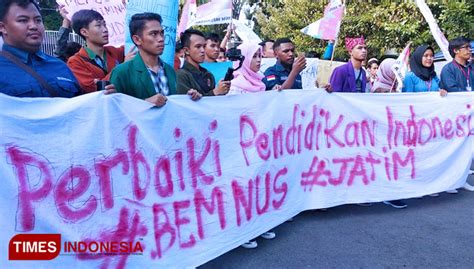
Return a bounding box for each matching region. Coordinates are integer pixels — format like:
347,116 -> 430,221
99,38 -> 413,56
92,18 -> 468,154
415,0 -> 453,62
232,19 -> 262,44
177,0 -> 197,35
1,91 -> 472,268
56,0 -> 126,47
193,0 -> 232,26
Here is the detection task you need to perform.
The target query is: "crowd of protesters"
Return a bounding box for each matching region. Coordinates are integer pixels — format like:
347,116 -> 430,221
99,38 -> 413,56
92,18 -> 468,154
1,0 -> 473,249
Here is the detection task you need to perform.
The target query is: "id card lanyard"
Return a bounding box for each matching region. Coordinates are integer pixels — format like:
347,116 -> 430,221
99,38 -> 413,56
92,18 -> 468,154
453,61 -> 472,91
425,78 -> 432,92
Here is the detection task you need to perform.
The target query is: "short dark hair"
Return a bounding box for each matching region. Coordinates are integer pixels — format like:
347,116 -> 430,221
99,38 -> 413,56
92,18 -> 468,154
259,39 -> 274,47
448,36 -> 471,57
58,41 -> 82,62
0,0 -> 40,21
129,12 -> 162,39
180,29 -> 205,48
273,38 -> 293,50
205,32 -> 220,43
71,9 -> 104,41
175,41 -> 182,52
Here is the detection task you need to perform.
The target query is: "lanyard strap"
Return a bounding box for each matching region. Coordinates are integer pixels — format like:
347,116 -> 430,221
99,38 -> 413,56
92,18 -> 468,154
355,69 -> 362,82
453,61 -> 472,86
425,78 -> 432,92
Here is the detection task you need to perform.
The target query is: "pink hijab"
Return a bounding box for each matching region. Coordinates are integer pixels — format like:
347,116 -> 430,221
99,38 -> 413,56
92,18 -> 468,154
231,42 -> 265,93
372,58 -> 397,93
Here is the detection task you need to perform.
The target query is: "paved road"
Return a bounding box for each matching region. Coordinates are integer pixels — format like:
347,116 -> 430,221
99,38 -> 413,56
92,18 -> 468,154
200,177 -> 474,269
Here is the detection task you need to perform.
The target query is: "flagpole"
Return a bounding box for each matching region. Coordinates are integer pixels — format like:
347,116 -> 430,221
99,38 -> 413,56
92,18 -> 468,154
331,0 -> 345,63
224,1 -> 235,50
330,39 -> 337,62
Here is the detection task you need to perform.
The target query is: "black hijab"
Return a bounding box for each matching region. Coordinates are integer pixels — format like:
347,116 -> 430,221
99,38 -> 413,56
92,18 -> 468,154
409,45 -> 437,81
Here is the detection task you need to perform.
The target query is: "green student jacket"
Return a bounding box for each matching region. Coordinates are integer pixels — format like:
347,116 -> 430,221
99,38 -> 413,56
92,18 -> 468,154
110,53 -> 177,100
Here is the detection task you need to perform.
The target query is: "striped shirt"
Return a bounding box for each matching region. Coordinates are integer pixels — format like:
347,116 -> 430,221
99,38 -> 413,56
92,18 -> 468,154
147,60 -> 169,96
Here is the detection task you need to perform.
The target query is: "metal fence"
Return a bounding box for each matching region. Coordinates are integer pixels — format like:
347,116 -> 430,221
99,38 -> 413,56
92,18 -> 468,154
41,30 -> 85,56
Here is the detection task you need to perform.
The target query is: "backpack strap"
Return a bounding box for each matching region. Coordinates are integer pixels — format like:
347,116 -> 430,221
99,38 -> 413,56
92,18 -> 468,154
0,50 -> 59,97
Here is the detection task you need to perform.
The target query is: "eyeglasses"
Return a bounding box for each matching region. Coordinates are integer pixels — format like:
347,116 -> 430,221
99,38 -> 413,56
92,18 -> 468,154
459,45 -> 472,50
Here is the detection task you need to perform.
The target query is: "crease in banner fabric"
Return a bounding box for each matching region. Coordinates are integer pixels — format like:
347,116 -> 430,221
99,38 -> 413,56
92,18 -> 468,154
1,90 -> 472,268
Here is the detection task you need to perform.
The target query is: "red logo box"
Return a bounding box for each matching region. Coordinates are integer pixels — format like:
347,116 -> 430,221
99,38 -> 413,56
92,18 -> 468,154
9,234 -> 61,260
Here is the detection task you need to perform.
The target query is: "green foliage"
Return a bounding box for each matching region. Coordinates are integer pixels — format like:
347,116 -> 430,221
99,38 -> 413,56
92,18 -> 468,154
438,1 -> 474,38
41,10 -> 62,31
193,24 -> 228,40
255,0 -> 474,60
38,0 -> 61,30
340,1 -> 430,60
255,0 -> 327,56
39,0 -> 473,56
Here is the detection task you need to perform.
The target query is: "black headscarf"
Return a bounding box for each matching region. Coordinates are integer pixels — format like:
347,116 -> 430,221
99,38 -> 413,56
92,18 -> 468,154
409,45 -> 437,81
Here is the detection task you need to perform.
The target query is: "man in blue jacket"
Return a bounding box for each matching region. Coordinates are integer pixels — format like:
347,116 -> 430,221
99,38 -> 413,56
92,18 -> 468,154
440,37 -> 473,94
0,0 -> 80,98
439,36 -> 474,192
262,38 -> 306,91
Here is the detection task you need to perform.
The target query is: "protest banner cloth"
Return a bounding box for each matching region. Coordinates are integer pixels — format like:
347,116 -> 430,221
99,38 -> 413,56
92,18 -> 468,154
124,0 -> 178,67
1,91 -> 472,268
315,59 -> 345,88
56,0 -> 126,47
178,0 -> 232,32
193,0 -> 232,26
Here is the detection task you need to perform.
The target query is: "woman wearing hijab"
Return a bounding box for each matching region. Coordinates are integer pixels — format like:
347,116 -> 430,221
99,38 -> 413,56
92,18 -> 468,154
403,45 -> 440,92
371,58 -> 398,93
227,42 -> 277,249
403,45 -> 450,195
228,42 -> 266,95
369,58 -> 409,208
